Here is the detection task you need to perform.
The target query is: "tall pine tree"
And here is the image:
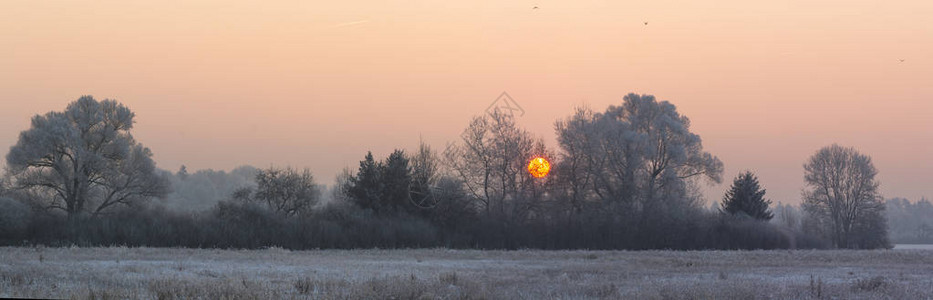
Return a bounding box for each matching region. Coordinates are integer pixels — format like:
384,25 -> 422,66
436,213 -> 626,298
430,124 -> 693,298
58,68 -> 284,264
381,149 -> 412,212
720,171 -> 773,220
345,150 -> 414,214
348,152 -> 383,211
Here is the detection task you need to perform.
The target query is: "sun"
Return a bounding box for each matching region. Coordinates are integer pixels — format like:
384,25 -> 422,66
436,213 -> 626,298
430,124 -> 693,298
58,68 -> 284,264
527,156 -> 551,178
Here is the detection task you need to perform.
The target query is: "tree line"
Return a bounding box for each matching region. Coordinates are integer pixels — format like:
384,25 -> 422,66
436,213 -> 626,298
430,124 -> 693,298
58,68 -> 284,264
0,95 -> 891,249
886,197 -> 933,244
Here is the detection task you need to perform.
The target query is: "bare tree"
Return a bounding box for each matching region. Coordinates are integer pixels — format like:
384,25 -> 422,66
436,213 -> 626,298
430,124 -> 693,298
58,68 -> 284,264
252,167 -> 320,216
802,144 -> 888,249
409,139 -> 440,208
411,139 -> 438,187
553,106 -> 602,218
445,109 -> 548,222
5,96 -> 169,217
93,145 -> 168,215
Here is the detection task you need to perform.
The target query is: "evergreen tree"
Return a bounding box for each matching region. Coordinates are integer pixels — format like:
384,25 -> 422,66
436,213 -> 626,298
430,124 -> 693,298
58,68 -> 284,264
347,152 -> 383,211
177,165 -> 189,180
345,150 -> 414,214
720,171 -> 773,220
381,149 -> 412,212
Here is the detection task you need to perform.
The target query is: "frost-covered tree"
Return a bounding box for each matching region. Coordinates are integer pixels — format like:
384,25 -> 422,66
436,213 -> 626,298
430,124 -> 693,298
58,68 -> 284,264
5,96 -> 169,217
555,93 -> 723,213
553,107 -> 601,218
802,144 -> 889,249
252,167 -> 320,216
550,94 -> 723,247
409,139 -> 439,208
720,171 -> 773,220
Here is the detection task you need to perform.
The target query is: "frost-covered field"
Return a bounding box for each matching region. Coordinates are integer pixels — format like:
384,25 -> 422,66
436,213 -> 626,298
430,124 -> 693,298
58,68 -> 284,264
1,247 -> 931,299
894,244 -> 933,250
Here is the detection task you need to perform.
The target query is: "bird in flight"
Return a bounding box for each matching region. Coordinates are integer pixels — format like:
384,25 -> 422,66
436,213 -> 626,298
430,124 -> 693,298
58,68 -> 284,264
899,59 -> 905,63
644,21 -> 649,25
533,6 -> 539,9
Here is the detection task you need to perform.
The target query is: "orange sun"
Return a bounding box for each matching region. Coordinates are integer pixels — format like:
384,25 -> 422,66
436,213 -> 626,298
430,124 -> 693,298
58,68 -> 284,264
527,156 -> 551,178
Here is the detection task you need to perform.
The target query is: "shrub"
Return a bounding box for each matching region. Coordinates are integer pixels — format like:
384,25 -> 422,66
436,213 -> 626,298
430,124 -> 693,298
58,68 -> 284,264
0,197 -> 32,243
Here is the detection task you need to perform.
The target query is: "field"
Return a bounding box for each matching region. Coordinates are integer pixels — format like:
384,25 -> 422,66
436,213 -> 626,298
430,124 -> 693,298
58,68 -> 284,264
1,247 -> 932,299
894,244 -> 933,250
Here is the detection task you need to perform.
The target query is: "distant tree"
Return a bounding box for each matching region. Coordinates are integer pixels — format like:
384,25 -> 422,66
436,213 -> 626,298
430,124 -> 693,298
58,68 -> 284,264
409,139 -> 440,209
341,141 -> 469,219
231,187 -> 254,202
381,150 -> 412,211
331,168 -> 354,204
5,96 -> 169,217
919,223 -> 933,241
885,197 -> 933,244
176,165 -> 189,180
160,165 -> 257,212
548,94 -> 726,248
343,150 -> 420,214
849,205 -> 889,249
251,167 -> 320,216
773,202 -> 801,230
720,171 -> 773,220
554,94 -> 723,223
427,176 -> 477,229
346,152 -> 383,211
802,144 -> 889,249
553,107 -> 600,219
444,109 -> 547,221
597,94 -> 723,208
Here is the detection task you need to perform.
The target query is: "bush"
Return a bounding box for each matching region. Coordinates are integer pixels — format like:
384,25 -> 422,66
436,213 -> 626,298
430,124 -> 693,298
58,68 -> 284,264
0,197 -> 32,243
0,193 -> 829,250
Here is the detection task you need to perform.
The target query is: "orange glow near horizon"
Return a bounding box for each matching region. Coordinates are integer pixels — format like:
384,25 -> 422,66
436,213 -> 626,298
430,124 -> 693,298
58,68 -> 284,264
0,0 -> 932,204
528,156 -> 551,178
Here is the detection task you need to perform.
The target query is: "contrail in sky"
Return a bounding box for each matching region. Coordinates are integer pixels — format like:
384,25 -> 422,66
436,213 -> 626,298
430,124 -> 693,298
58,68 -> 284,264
329,20 -> 370,28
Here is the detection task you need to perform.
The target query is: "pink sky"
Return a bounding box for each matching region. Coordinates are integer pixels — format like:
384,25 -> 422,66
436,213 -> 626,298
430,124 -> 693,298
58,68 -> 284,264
1,0 -> 931,204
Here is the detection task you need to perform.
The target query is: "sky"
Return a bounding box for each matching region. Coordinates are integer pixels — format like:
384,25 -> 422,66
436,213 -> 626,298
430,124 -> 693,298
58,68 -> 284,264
1,0 -> 931,205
